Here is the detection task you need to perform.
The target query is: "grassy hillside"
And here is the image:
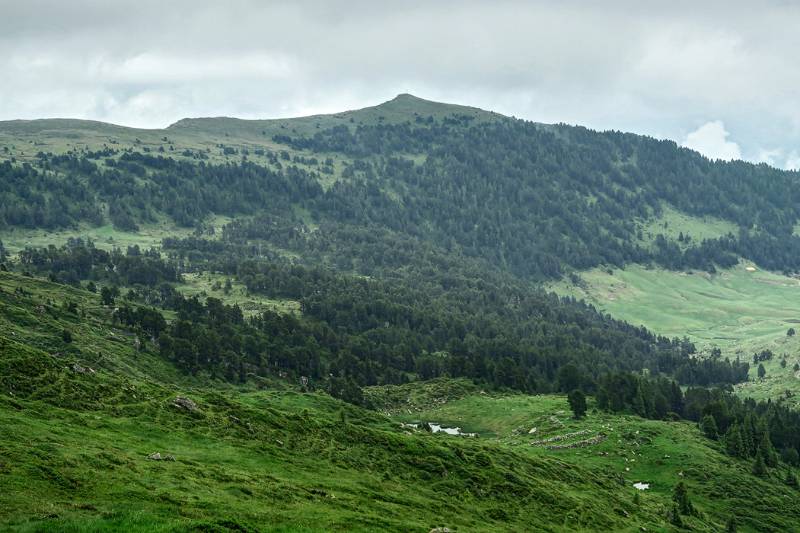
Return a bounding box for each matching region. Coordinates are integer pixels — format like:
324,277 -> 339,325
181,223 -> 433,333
1,281 -> 798,531
638,205 -> 738,251
551,264 -> 800,403
0,272 -> 771,532
368,382 -> 800,532
3,94 -> 799,402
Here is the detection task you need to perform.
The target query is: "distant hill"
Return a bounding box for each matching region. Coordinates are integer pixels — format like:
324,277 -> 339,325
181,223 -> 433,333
1,94 -> 799,279
0,94 -> 501,158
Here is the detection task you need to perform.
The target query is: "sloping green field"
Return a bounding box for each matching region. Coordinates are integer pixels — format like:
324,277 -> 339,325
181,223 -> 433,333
551,264 -> 800,402
3,272 -> 800,532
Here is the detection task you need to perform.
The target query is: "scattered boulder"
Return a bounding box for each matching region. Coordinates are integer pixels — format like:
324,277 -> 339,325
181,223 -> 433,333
147,452 -> 176,461
172,396 -> 198,412
71,363 -> 95,374
429,528 -> 452,533
545,433 -> 607,450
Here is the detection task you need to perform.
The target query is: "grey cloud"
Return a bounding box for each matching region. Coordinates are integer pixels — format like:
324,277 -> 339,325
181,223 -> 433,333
1,1 -> 799,167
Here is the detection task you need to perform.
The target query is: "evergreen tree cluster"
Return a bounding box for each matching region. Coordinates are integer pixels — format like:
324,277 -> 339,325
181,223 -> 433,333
597,371 -> 800,473
18,239 -> 179,288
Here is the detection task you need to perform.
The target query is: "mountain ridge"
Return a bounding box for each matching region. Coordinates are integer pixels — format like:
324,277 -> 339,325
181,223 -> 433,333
0,93 -> 501,135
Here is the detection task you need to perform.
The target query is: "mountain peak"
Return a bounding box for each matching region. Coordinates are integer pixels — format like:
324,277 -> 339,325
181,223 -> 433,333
389,93 -> 426,103
366,93 -> 499,122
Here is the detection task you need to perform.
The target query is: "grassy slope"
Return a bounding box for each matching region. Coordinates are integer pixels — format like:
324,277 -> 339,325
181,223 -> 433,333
370,380 -> 800,533
175,272 -> 300,317
551,264 -> 800,403
638,204 -> 738,251
4,273 -> 799,531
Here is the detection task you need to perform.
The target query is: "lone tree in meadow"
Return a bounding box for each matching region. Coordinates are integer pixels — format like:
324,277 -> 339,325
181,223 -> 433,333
758,363 -> 766,379
567,389 -> 587,419
672,481 -> 695,516
788,327 -> 796,337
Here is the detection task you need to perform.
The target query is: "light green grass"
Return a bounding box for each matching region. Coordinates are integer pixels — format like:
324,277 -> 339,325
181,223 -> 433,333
0,215 -> 230,256
553,264 -> 800,354
638,205 -> 737,249
551,264 -> 800,403
368,384 -> 800,532
176,272 -> 300,316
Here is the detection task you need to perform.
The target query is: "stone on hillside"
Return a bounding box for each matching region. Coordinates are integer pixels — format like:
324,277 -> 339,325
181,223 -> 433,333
173,396 -> 198,412
71,363 -> 95,374
147,452 -> 175,461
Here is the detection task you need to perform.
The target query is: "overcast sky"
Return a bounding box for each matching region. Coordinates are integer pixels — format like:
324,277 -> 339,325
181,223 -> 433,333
2,0 -> 799,169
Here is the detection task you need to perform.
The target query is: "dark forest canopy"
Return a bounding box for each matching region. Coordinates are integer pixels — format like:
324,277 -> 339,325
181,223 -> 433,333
19,238 -> 749,404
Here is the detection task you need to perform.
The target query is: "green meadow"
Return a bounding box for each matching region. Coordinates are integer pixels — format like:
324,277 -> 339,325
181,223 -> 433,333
551,264 -> 800,403
3,271 -> 799,532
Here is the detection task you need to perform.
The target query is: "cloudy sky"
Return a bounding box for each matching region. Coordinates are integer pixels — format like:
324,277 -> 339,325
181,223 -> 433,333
2,0 -> 799,169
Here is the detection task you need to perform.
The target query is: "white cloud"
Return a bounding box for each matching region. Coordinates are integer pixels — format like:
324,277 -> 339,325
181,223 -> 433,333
756,148 -> 782,167
786,151 -> 800,171
88,52 -> 297,84
682,121 -> 741,161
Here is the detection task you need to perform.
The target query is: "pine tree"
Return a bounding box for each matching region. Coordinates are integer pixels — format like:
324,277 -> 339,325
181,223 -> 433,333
726,515 -> 737,533
741,415 -> 756,457
725,424 -> 744,458
567,389 -> 587,419
669,503 -> 684,527
758,432 -> 778,467
700,414 -> 718,440
785,470 -> 798,488
672,481 -> 694,515
669,381 -> 684,415
633,383 -> 647,417
752,454 -> 767,477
